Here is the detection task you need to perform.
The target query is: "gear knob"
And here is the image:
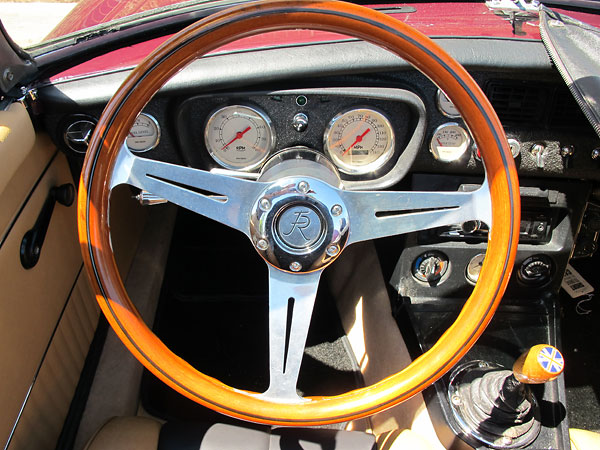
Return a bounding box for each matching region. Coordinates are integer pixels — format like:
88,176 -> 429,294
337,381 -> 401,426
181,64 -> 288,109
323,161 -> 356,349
513,344 -> 564,384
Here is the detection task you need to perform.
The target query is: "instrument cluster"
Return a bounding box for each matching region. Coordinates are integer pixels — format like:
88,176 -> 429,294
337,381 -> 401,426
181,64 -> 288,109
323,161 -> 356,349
174,89 -> 426,188
60,88 -> 478,188
202,103 -> 397,176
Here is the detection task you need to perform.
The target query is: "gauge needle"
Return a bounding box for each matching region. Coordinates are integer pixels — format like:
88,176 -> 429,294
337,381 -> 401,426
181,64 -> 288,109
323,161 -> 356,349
330,114 -> 370,150
343,128 -> 371,156
437,138 -> 444,146
221,126 -> 251,150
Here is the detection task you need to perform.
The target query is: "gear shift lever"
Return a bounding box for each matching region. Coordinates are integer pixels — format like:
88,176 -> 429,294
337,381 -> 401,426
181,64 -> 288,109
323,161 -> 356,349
512,344 -> 564,384
447,345 -> 564,449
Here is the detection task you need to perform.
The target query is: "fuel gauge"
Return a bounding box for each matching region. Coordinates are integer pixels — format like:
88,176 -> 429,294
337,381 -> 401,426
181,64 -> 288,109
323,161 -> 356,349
126,113 -> 160,153
430,123 -> 471,162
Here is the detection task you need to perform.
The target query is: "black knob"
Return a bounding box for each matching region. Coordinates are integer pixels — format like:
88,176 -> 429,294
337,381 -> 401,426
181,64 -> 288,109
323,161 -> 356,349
51,183 -> 75,206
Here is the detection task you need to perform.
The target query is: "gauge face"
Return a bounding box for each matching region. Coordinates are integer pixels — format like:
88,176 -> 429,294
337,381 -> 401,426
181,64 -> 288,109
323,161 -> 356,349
430,123 -> 471,162
126,113 -> 160,152
204,105 -> 275,171
324,108 -> 395,175
466,253 -> 486,285
436,89 -> 461,118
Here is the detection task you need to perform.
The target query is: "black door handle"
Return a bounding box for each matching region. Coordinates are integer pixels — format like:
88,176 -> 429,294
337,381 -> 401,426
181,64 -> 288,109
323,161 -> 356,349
20,183 -> 75,269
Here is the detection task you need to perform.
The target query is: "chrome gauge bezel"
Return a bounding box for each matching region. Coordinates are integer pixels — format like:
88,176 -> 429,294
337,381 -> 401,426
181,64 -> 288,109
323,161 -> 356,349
204,105 -> 276,171
430,122 -> 471,163
436,89 -> 461,118
323,107 -> 395,175
126,113 -> 161,153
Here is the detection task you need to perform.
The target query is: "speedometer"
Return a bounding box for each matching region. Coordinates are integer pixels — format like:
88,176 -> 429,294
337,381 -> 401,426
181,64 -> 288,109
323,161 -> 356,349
323,108 -> 395,175
204,105 -> 275,171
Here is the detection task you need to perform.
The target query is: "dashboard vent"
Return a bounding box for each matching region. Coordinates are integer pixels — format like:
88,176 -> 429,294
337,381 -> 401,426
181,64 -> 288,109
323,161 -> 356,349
485,80 -> 590,130
62,115 -> 97,154
485,80 -> 546,126
548,86 -> 588,130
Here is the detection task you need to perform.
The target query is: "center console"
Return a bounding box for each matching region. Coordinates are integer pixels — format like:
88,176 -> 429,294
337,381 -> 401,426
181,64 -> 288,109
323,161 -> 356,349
389,174 -> 592,449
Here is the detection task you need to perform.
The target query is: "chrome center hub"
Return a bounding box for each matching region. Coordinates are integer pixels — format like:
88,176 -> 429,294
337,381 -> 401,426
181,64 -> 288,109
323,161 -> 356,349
276,205 -> 323,250
249,176 -> 349,273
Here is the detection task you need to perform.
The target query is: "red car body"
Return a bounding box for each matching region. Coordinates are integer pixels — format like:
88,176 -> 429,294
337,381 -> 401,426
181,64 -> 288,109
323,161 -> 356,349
47,1 -> 600,83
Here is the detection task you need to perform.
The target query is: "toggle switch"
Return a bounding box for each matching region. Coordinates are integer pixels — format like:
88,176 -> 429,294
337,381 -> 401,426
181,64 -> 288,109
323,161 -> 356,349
530,143 -> 547,169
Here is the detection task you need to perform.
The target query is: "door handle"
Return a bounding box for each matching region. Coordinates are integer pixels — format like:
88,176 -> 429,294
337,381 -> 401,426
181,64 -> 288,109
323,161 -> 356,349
20,183 -> 75,269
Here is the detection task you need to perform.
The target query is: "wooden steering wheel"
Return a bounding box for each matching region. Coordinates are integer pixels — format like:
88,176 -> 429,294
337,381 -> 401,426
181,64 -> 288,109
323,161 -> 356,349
78,0 -> 520,426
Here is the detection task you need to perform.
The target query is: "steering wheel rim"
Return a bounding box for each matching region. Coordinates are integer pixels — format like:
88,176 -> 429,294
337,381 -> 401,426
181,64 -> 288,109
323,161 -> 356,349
78,0 -> 520,426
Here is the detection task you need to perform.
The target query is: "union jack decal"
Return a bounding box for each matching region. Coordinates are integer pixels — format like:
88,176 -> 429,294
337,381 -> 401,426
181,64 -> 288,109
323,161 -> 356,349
537,346 -> 564,374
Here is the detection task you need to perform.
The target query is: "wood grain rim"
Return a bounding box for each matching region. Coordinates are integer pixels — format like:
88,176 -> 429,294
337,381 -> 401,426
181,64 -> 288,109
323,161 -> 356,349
78,0 -> 520,425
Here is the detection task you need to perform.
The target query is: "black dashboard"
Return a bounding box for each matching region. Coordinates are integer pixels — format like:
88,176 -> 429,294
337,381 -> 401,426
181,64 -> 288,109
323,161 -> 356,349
42,70 -> 600,189
38,37 -> 600,296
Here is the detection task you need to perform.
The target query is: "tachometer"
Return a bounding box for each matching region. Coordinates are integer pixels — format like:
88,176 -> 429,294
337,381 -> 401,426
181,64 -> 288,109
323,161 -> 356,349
126,113 -> 160,152
324,108 -> 395,175
204,105 -> 275,171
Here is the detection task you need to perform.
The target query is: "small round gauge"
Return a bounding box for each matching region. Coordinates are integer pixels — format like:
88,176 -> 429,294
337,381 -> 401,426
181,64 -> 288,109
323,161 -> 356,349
324,108 -> 395,175
126,113 -> 160,152
204,105 -> 275,171
466,253 -> 486,285
430,123 -> 471,162
436,89 -> 461,118
518,254 -> 553,287
412,251 -> 450,284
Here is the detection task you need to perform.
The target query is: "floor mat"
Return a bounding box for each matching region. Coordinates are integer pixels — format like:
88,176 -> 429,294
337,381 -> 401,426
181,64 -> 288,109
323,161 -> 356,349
141,209 -> 362,426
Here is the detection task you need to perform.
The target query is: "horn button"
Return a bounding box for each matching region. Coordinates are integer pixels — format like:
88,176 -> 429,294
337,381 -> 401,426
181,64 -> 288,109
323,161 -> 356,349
276,205 -> 323,250
250,178 -> 349,273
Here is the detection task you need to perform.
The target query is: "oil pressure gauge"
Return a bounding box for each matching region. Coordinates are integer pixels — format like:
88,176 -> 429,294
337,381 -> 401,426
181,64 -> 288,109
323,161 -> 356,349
324,108 -> 394,175
126,113 -> 160,153
430,123 -> 471,162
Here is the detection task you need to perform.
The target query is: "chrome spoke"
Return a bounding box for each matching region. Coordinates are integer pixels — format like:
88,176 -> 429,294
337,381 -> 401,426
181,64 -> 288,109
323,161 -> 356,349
342,182 -> 491,245
260,265 -> 323,403
110,147 -> 266,235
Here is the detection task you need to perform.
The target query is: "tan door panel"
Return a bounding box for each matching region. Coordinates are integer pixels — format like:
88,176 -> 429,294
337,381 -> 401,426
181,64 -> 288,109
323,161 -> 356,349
0,147 -> 83,448
0,102 -> 56,240
6,272 -> 99,450
0,102 -> 35,190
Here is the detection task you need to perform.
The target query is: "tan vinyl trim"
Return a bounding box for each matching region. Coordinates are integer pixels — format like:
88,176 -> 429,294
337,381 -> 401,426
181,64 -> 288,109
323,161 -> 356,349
0,103 -> 35,197
0,103 -> 55,243
0,152 -> 83,448
7,273 -> 99,450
